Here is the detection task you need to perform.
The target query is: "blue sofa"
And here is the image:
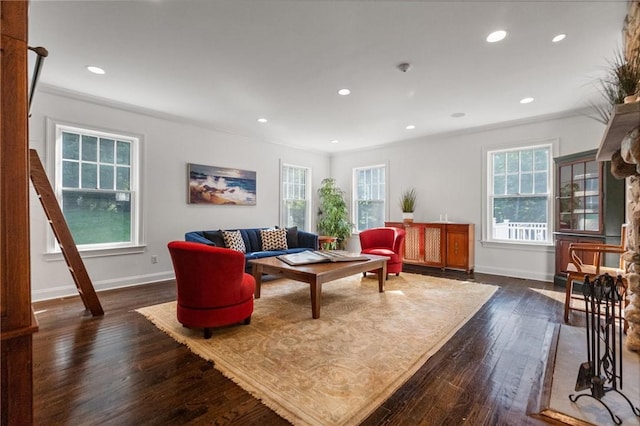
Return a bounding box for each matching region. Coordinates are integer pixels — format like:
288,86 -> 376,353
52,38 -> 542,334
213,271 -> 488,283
185,227 -> 318,271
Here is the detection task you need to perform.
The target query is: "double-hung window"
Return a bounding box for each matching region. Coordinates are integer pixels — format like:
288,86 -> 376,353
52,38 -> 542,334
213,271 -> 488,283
51,122 -> 140,251
280,163 -> 311,231
487,143 -> 552,244
353,164 -> 386,232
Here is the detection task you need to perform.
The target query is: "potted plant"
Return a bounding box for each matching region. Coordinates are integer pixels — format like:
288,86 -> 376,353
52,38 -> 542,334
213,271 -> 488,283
590,49 -> 640,124
317,178 -> 353,249
400,188 -> 417,223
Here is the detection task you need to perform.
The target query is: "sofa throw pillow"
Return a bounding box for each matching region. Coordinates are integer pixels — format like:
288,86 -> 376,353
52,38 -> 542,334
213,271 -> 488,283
275,225 -> 299,248
222,230 -> 246,253
285,226 -> 299,248
203,230 -> 226,247
260,228 -> 288,251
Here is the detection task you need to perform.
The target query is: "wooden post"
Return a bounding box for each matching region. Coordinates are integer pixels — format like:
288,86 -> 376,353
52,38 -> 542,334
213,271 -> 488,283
1,1 -> 38,424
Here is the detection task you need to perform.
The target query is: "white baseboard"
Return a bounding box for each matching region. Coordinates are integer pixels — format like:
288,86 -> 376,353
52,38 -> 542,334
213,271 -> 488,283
474,265 -> 554,283
32,271 -> 176,302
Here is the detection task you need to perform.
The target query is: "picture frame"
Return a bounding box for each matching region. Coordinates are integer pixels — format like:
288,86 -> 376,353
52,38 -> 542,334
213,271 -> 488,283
188,163 -> 256,205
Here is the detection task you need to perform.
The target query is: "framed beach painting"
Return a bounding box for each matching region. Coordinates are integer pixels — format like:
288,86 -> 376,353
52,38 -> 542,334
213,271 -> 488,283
188,163 -> 257,205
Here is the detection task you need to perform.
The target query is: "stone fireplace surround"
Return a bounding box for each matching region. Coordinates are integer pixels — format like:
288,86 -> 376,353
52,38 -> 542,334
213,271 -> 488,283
600,0 -> 640,353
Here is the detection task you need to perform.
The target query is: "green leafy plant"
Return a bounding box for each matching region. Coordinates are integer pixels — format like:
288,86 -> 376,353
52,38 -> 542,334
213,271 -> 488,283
399,188 -> 417,213
316,178 -> 353,249
589,49 -> 640,124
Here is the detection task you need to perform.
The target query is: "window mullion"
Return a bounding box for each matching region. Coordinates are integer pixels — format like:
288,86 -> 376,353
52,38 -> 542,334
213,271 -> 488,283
488,144 -> 551,244
54,124 -> 138,250
280,164 -> 309,230
353,165 -> 386,232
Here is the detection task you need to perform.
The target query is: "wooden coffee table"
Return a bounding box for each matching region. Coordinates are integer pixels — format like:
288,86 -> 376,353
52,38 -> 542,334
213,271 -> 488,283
249,254 -> 388,319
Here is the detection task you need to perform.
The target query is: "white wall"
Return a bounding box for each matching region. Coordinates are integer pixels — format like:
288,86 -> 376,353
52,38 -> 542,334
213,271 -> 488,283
29,89 -> 330,301
28,89 -> 609,300
331,112 -> 608,281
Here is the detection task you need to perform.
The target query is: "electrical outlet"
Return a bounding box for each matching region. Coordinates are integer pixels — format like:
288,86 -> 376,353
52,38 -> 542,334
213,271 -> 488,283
151,255 -> 158,264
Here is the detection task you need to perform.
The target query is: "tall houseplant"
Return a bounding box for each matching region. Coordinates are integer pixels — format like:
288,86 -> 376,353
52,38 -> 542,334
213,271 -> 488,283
400,188 -> 417,223
317,178 -> 353,249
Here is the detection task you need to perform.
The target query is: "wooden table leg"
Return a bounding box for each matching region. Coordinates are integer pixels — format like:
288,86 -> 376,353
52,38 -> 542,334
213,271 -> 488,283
310,279 -> 321,319
377,261 -> 387,293
252,263 -> 263,299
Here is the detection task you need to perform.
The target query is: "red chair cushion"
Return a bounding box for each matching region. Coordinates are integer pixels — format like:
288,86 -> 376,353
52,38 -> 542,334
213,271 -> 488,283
168,241 -> 255,330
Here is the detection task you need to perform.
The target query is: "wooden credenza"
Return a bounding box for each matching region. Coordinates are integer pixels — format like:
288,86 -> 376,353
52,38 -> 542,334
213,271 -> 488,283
385,222 -> 475,273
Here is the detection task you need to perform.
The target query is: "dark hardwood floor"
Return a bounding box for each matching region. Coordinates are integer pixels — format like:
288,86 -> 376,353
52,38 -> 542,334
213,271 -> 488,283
32,267 -> 565,425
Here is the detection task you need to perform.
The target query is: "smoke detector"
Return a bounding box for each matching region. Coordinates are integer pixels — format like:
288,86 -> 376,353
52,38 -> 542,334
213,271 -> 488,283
397,63 -> 411,73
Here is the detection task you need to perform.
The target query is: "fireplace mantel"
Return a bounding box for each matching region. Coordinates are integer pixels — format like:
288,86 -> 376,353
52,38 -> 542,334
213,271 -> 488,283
596,102 -> 640,161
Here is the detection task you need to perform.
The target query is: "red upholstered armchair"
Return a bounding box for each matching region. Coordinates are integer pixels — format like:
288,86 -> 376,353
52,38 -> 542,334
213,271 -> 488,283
167,241 -> 255,339
359,227 -> 406,278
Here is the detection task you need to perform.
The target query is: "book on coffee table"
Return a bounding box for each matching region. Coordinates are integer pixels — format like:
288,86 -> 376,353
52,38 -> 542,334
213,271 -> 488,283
277,250 -> 369,266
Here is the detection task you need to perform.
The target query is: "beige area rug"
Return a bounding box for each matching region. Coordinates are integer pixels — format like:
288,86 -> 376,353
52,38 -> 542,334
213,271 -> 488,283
136,273 -> 497,426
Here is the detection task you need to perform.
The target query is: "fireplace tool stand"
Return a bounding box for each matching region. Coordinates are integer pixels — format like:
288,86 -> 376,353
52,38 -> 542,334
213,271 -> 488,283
569,273 -> 640,425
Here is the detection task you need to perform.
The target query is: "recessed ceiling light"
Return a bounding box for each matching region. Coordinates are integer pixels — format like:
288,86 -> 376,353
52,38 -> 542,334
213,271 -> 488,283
520,97 -> 534,104
552,34 -> 566,43
257,117 -> 268,123
486,30 -> 507,43
86,65 -> 105,75
405,125 -> 415,130
337,88 -> 351,96
450,112 -> 466,118
331,140 -> 339,144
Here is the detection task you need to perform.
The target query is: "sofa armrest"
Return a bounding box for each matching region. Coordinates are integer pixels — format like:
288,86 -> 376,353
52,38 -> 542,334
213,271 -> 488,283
185,231 -> 213,246
297,230 -> 319,250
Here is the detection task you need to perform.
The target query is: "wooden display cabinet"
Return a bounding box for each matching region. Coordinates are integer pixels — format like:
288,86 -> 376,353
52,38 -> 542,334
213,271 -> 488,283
385,222 -> 474,273
553,149 -> 625,286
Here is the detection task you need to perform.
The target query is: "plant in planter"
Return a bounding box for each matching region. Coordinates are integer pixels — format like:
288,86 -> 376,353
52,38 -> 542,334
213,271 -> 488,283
589,49 -> 640,124
317,178 -> 353,249
400,188 -> 417,223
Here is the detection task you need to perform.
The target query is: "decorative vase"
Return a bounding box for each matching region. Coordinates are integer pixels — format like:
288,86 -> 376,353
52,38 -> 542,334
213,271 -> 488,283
402,212 -> 414,223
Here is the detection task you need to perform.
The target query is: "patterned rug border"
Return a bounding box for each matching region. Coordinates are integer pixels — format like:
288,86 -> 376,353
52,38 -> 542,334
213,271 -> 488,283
136,273 -> 498,425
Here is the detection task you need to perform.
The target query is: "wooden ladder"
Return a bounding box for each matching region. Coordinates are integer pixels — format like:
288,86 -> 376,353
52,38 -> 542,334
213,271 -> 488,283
29,149 -> 104,316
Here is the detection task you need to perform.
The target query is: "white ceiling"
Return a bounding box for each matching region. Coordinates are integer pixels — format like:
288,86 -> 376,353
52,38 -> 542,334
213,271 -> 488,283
28,0 -> 629,153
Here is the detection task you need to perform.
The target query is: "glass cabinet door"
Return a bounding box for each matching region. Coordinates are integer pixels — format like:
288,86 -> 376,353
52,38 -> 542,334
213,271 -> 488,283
558,163 -> 572,230
557,157 -> 602,233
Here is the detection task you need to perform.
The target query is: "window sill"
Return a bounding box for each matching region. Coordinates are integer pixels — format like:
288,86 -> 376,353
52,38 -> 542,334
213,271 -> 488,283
43,245 -> 146,261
